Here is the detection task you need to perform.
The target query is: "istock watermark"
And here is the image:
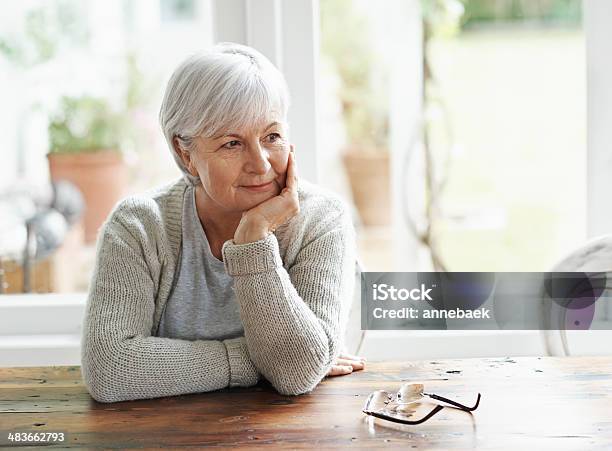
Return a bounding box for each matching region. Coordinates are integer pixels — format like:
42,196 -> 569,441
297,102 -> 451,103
372,283 -> 434,301
361,272 -> 612,331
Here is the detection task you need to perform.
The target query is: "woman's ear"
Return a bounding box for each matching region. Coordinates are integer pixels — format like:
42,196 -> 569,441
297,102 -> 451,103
173,137 -> 197,177
172,136 -> 186,162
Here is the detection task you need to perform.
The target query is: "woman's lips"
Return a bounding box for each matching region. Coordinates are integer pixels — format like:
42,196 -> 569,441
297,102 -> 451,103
241,181 -> 275,192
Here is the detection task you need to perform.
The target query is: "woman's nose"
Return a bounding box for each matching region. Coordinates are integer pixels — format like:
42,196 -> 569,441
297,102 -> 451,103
244,143 -> 272,174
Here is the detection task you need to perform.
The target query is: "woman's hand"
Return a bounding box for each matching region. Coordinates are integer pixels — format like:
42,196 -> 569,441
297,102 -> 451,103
326,352 -> 366,377
233,148 -> 300,244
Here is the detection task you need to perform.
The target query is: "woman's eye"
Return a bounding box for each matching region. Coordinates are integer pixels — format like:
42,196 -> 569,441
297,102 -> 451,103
265,133 -> 282,143
222,140 -> 241,150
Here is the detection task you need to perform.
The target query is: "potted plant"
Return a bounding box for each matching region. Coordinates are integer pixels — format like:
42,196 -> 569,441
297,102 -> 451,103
339,90 -> 391,227
47,95 -> 127,243
321,0 -> 391,226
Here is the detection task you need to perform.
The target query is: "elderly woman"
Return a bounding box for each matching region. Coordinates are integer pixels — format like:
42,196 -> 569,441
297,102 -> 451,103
81,43 -> 363,403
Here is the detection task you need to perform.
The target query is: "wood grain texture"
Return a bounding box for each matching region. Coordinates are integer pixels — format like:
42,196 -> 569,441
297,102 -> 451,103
1,357 -> 612,449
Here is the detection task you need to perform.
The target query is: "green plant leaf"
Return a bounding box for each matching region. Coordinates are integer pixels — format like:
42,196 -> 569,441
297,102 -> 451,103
48,96 -> 124,154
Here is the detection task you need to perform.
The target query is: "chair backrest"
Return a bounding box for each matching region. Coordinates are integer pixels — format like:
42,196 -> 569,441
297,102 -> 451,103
343,259 -> 366,355
545,235 -> 612,356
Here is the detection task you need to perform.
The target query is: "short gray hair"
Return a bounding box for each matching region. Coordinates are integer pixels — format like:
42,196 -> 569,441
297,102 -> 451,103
159,42 -> 290,185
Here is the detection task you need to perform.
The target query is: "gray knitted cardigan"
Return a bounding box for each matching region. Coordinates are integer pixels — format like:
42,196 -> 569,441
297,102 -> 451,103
80,177 -> 356,403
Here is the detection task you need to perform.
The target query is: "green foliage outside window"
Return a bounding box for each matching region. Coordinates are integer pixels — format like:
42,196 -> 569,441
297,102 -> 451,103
48,96 -> 124,154
320,0 -> 389,151
460,0 -> 582,27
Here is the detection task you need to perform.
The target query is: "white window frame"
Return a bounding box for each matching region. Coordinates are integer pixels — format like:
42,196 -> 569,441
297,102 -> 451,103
585,0 -> 612,238
211,0 -> 321,183
0,0 -> 323,367
4,0 -> 612,364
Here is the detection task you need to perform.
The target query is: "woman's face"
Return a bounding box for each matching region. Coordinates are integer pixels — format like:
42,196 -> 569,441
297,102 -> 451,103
178,117 -> 291,213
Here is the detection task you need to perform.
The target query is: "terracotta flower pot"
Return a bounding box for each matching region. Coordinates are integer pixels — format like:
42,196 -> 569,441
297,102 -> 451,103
47,150 -> 128,244
342,149 -> 391,226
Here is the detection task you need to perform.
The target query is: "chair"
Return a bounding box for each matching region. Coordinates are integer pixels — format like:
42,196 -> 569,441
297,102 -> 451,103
545,235 -> 612,356
343,259 -> 367,356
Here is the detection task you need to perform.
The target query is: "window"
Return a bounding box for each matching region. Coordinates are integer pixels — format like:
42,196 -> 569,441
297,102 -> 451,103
319,0 -> 586,272
2,0 -> 611,363
160,0 -> 197,23
0,0 -> 214,294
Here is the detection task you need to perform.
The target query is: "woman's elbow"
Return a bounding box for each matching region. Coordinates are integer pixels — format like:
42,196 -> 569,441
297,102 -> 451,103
86,386 -> 121,403
267,362 -> 329,396
262,344 -> 336,395
272,376 -> 321,396
81,353 -> 128,403
82,370 -> 122,403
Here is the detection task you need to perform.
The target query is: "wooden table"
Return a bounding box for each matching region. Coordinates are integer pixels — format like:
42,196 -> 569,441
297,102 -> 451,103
1,357 -> 612,449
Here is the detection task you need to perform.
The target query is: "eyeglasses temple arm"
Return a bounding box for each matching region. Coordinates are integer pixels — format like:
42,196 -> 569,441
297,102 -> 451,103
363,404 -> 444,425
425,392 -> 481,412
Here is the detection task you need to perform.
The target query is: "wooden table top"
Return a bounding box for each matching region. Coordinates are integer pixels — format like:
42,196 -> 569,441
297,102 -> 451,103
1,357 -> 612,449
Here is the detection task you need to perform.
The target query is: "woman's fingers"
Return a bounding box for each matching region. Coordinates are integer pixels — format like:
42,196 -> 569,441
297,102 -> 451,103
285,149 -> 298,194
335,358 -> 365,370
237,146 -> 300,239
327,365 -> 353,377
276,149 -> 299,222
326,353 -> 367,377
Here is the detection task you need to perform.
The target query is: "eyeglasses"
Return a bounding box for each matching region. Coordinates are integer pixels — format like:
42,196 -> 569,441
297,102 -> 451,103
362,383 -> 481,425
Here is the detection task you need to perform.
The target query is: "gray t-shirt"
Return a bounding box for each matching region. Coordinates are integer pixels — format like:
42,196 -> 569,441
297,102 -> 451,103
157,186 -> 244,341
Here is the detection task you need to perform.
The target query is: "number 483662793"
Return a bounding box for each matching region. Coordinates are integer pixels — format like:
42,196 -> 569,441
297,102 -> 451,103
7,432 -> 66,443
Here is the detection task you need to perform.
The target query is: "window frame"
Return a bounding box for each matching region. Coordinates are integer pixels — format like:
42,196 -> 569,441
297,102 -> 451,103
4,0 -> 612,363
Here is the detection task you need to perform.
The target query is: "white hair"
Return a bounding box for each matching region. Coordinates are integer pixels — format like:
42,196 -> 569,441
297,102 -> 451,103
159,42 -> 290,185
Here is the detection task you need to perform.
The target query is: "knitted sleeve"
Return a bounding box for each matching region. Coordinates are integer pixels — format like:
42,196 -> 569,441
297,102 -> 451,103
222,200 -> 356,395
81,205 -> 258,403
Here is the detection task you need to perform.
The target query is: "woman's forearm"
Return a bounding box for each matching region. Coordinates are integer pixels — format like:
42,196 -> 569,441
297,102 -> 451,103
223,225 -> 355,395
232,270 -> 335,395
83,216 -> 259,403
81,328 -> 258,403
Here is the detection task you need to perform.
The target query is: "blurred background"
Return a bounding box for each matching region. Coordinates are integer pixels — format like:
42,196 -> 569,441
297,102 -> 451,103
1,0 -> 611,365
